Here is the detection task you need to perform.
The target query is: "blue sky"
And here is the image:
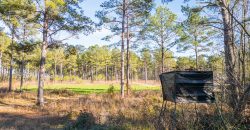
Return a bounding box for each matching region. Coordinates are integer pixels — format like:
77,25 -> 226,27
0,0 -> 198,57
62,0 -> 196,50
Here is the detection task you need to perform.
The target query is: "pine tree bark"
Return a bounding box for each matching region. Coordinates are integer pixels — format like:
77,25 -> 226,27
37,9 -> 48,106
241,0 -> 247,86
54,60 -> 57,81
195,45 -> 198,70
91,66 -> 93,83
20,26 -> 26,91
8,27 -> 14,92
20,57 -> 24,91
144,61 -> 148,83
120,0 -> 126,98
219,0 -> 239,111
60,63 -> 63,82
126,10 -> 130,96
105,64 -> 108,82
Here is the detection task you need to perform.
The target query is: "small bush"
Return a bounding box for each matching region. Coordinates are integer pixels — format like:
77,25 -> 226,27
107,84 -> 115,94
65,112 -> 96,130
48,89 -> 75,97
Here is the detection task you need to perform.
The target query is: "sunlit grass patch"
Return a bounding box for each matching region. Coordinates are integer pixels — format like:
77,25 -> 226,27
22,83 -> 160,94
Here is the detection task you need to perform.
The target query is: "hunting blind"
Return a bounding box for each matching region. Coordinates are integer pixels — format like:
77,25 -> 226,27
159,71 -> 215,103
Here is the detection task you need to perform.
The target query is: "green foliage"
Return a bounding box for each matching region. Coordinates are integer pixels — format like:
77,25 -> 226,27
65,112 -> 96,130
153,49 -> 176,70
107,84 -> 115,95
177,6 -> 217,69
176,57 -> 195,70
142,6 -> 177,47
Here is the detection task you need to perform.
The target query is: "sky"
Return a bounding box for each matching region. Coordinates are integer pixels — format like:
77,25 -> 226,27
0,0 -> 198,57
61,0 -> 197,52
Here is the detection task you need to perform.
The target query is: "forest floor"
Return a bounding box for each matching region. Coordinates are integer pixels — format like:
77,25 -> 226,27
0,81 -> 162,130
0,81 -> 249,130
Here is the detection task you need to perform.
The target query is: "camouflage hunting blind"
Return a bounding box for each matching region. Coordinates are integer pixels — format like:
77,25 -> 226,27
159,71 -> 215,103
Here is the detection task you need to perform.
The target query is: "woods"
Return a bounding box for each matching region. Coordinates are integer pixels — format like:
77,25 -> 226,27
0,0 -> 249,129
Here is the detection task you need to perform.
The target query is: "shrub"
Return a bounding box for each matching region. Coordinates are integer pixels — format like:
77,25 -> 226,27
48,89 -> 75,97
107,84 -> 115,94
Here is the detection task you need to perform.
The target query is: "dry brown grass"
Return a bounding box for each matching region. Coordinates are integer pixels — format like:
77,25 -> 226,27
0,87 -> 249,130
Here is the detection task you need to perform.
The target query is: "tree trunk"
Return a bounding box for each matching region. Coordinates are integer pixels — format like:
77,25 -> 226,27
126,11 -> 130,96
54,60 -> 57,81
91,66 -> 93,83
160,15 -> 164,73
20,25 -> 26,92
145,61 -> 148,83
60,63 -> 63,82
219,0 -> 239,112
161,44 -> 164,73
105,64 -> 108,82
37,10 -> 48,106
195,45 -> 198,70
120,0 -> 126,98
241,0 -> 247,86
111,66 -> 113,81
20,58 -> 24,92
70,70 -> 72,80
85,64 -> 87,80
95,66 -> 97,80
82,64 -> 84,80
8,56 -> 13,92
115,66 -> 118,82
27,63 -> 29,78
9,26 -> 15,92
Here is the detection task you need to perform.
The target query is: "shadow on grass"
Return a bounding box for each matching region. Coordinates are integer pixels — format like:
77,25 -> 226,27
65,111 -> 155,130
0,113 -> 69,130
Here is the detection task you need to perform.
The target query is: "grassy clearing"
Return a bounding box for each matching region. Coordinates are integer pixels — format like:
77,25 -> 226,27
0,90 -> 248,130
21,82 -> 160,94
0,82 -> 248,129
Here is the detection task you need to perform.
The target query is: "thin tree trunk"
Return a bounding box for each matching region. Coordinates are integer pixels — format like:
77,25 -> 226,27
195,45 -> 198,70
161,44 -> 164,73
9,26 -> 14,92
20,25 -> 26,92
37,9 -> 48,106
241,0 -> 247,86
91,66 -> 93,83
20,58 -> 24,91
120,0 -> 126,98
160,15 -> 164,73
60,63 -> 63,82
145,61 -> 148,83
105,64 -> 108,82
95,66 -> 97,80
82,64 -> 84,80
27,62 -> 29,78
70,70 -> 72,81
111,66 -> 113,81
54,60 -> 56,81
85,64 -> 87,80
9,55 -> 13,92
126,11 -> 130,96
115,66 -> 118,82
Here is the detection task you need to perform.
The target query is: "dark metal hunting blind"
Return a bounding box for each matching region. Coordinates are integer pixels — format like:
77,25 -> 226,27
159,71 -> 215,103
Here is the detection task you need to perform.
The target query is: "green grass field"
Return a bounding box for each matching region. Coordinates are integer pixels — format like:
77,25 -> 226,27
22,83 -> 160,94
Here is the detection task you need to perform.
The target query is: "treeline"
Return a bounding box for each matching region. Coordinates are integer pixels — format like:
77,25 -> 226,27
0,43 -> 225,83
